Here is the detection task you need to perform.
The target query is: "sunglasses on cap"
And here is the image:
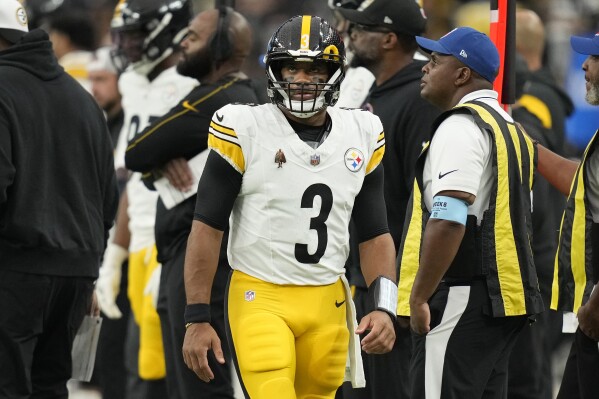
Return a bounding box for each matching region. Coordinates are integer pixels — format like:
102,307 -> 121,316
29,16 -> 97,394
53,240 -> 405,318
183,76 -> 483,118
347,22 -> 392,35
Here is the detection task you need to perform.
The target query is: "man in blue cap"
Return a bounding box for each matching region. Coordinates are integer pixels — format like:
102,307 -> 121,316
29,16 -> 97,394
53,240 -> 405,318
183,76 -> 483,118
397,26 -> 543,398
534,31 -> 599,399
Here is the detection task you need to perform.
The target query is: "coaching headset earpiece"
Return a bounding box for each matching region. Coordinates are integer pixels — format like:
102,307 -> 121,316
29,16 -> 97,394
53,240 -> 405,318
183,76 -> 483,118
210,6 -> 233,65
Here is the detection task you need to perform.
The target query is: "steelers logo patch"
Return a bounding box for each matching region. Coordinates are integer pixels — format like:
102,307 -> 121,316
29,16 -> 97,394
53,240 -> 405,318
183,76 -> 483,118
16,7 -> 28,27
344,148 -> 364,172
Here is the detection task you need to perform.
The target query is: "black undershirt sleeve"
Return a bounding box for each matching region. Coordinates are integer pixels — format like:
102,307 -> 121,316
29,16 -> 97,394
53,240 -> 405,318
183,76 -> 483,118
193,151 -> 242,231
352,165 -> 390,242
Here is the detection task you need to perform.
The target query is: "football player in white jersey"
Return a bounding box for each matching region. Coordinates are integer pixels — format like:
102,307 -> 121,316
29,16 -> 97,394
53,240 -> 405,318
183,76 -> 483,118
95,0 -> 197,396
182,15 -> 397,399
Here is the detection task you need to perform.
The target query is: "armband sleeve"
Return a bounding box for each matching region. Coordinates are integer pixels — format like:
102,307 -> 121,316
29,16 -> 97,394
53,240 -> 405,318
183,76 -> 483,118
430,195 -> 468,225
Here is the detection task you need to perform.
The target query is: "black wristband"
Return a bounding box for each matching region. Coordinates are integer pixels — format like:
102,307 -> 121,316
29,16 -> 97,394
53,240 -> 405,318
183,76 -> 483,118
184,303 -> 211,324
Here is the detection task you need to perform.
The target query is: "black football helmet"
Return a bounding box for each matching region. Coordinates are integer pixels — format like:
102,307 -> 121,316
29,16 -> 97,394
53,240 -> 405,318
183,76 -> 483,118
327,0 -> 364,10
111,0 -> 191,75
264,15 -> 346,118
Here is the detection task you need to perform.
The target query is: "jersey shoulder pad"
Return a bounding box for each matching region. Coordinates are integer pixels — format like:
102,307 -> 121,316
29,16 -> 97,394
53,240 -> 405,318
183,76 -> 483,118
208,103 -> 247,173
337,107 -> 384,139
210,103 -> 248,131
350,110 -> 385,174
230,101 -> 261,106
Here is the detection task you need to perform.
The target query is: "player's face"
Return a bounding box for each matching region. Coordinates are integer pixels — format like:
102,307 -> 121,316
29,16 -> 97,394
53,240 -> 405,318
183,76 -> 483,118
89,70 -> 121,113
280,60 -> 329,101
115,29 -> 145,63
420,52 -> 461,110
583,55 -> 599,105
177,13 -> 215,80
347,22 -> 389,69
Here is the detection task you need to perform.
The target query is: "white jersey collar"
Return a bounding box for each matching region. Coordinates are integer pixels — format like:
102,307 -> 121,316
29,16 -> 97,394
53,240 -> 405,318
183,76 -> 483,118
458,89 -> 499,105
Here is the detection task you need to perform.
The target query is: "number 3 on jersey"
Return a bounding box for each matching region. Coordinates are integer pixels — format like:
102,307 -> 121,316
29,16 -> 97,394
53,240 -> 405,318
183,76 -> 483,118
295,183 -> 333,264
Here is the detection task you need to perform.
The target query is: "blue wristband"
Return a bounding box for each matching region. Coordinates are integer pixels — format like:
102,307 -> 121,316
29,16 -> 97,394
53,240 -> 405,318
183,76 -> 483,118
430,195 -> 468,225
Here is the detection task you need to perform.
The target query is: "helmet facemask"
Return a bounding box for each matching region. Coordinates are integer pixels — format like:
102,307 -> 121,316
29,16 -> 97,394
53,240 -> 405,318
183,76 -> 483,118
111,0 -> 190,77
266,56 -> 344,118
264,15 -> 346,119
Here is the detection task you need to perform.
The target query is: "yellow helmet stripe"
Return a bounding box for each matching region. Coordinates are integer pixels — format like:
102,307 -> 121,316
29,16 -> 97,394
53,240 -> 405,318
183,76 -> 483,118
300,15 -> 312,50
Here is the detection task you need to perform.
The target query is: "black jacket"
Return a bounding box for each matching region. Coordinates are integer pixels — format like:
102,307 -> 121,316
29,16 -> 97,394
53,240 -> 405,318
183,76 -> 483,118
126,76 -> 258,263
0,30 -> 119,278
346,61 -> 440,288
526,67 -> 574,155
365,60 -> 440,251
513,107 -> 565,304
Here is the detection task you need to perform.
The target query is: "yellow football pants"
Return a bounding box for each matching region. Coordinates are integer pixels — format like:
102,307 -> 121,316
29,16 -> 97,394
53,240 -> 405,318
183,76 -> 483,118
128,246 -> 166,380
227,271 -> 349,399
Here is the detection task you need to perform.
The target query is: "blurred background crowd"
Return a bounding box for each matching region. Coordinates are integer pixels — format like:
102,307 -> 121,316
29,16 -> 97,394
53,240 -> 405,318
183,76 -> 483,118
23,0 -> 599,154
14,1 -> 599,398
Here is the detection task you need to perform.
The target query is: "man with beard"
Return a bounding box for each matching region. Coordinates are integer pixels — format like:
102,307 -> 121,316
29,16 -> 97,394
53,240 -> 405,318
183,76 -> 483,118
125,7 -> 257,399
333,0 -> 440,397
534,32 -> 599,399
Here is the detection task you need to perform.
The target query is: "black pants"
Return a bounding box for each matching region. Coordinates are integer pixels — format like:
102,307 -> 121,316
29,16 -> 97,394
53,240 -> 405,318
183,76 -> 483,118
341,287 -> 411,399
411,281 -> 526,399
157,243 -> 234,399
507,311 -> 552,399
93,261 -> 130,399
0,270 -> 94,399
556,327 -> 599,399
124,317 -> 167,399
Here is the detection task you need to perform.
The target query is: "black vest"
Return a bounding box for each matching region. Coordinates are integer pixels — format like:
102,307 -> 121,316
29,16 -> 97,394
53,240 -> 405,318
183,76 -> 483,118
397,101 -> 544,317
551,129 -> 599,313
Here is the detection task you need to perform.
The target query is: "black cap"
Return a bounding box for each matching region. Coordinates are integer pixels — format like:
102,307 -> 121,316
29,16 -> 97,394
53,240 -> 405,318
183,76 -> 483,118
337,0 -> 426,36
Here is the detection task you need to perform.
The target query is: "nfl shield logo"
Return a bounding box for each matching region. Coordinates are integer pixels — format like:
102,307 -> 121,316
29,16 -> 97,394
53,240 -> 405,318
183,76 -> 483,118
244,290 -> 255,302
310,154 -> 320,166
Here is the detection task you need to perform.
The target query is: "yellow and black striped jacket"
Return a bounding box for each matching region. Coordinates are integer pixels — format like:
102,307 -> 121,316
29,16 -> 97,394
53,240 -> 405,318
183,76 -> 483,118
551,129 -> 599,313
397,101 -> 544,317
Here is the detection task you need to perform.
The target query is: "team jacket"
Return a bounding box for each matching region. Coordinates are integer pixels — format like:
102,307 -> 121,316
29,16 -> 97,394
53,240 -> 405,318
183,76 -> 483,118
0,30 -> 118,277
397,101 -> 544,317
208,103 -> 385,285
551,129 -> 599,313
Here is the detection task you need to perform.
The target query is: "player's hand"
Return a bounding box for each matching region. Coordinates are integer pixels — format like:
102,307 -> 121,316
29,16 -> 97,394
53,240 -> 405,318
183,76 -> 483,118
162,158 -> 194,192
182,323 -> 226,382
96,243 -> 128,319
577,302 -> 599,341
410,301 -> 431,335
356,310 -> 395,354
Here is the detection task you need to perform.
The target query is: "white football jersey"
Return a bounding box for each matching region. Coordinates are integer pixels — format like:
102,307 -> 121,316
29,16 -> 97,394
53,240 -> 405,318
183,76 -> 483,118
335,66 -> 375,109
117,66 -> 197,252
208,103 -> 385,285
